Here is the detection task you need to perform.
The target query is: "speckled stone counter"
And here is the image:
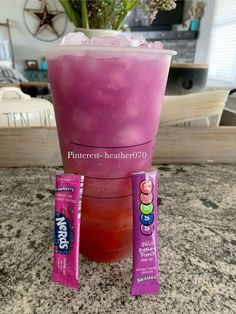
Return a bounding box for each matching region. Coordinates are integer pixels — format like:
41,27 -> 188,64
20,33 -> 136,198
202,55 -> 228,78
0,165 -> 235,314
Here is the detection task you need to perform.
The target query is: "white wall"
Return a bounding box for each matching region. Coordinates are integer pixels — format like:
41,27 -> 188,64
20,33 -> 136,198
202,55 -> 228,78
0,0 -> 73,71
194,0 -> 216,64
0,0 -> 217,71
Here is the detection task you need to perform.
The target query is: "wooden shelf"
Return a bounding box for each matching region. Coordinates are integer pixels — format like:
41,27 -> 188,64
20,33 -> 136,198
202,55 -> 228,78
0,127 -> 235,167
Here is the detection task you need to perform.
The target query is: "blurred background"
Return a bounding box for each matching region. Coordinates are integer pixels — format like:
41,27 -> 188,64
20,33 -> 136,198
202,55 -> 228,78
0,0 -> 235,98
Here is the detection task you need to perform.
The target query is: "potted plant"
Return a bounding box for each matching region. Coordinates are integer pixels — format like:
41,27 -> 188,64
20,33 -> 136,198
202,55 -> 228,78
60,0 -> 177,37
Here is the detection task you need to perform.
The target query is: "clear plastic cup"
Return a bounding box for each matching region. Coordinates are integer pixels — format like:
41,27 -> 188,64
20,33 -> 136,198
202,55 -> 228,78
47,44 -> 176,262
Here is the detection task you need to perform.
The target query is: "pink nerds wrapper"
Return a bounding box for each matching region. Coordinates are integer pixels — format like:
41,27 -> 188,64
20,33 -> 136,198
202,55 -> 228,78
51,174 -> 84,289
131,171 -> 160,296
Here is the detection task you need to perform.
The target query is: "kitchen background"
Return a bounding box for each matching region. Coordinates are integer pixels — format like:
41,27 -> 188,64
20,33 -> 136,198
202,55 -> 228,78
0,0 -> 235,90
0,2 -> 235,313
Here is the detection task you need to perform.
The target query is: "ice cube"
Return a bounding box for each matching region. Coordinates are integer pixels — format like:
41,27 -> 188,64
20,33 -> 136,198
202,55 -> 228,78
60,32 -> 89,46
109,70 -> 127,88
117,126 -> 144,145
148,41 -> 163,49
60,32 -> 164,50
125,35 -> 148,48
90,35 -> 130,47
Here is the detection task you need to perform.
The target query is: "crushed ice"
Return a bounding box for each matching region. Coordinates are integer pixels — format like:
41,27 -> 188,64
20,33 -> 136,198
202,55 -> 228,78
60,32 -> 89,46
60,32 -> 163,49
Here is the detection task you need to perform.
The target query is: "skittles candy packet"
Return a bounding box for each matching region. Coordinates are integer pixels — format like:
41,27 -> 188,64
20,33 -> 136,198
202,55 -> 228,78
51,174 -> 84,289
131,170 -> 160,296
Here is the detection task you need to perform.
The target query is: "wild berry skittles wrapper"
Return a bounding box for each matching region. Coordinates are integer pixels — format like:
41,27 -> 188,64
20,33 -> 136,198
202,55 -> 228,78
131,171 -> 160,296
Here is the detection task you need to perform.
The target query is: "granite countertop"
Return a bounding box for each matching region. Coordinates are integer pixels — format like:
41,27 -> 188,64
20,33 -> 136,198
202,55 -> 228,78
0,165 -> 235,314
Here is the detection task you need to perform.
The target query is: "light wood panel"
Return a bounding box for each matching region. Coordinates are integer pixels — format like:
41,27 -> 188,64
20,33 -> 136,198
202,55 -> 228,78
154,127 -> 236,164
0,127 -> 61,167
0,127 -> 236,167
161,90 -> 229,126
170,64 -> 208,69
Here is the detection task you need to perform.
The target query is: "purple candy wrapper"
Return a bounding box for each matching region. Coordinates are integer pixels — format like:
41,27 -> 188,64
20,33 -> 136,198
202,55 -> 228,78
131,170 -> 160,296
51,174 -> 83,289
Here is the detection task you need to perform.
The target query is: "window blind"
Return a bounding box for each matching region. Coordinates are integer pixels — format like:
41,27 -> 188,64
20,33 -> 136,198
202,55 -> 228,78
208,0 -> 236,86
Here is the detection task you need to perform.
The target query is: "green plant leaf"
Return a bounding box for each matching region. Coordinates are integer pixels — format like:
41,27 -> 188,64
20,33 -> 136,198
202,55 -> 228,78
80,0 -> 89,29
125,0 -> 139,11
60,0 -> 81,27
115,0 -> 139,30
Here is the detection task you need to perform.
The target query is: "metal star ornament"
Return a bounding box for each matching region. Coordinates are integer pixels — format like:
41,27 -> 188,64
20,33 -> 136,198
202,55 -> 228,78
24,0 -> 68,41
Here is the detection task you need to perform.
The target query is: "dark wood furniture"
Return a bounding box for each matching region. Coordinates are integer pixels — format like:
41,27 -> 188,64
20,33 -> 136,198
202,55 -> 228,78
0,81 -> 50,98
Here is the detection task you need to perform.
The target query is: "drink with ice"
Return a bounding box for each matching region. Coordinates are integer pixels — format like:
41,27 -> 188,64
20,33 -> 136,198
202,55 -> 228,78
47,34 -> 175,262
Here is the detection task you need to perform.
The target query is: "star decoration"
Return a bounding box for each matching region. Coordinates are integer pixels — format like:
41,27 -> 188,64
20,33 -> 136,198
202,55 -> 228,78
25,0 -> 64,37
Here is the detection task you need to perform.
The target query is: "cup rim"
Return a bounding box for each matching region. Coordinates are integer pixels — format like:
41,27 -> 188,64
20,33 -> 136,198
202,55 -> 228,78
45,45 -> 177,57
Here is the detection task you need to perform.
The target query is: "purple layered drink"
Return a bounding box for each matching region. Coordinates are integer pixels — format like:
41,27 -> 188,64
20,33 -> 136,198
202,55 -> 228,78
47,33 -> 175,262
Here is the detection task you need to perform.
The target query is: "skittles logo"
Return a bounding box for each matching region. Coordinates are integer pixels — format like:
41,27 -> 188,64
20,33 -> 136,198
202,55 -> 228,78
139,179 -> 154,236
54,212 -> 73,254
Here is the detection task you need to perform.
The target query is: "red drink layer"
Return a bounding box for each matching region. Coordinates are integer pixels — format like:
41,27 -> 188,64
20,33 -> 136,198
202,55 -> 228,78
48,45 -> 173,262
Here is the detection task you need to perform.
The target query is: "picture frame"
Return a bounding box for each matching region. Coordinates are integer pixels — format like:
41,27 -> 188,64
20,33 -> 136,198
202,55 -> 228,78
25,59 -> 39,70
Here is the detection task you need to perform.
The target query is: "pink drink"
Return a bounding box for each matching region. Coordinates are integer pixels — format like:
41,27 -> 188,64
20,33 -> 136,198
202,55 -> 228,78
47,44 -> 174,262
